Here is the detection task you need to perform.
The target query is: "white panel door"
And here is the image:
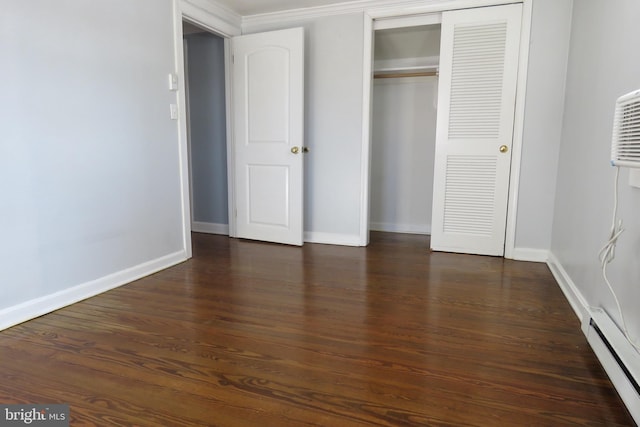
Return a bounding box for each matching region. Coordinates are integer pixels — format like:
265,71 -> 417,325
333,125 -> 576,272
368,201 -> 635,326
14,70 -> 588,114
232,28 -> 304,246
430,4 -> 522,256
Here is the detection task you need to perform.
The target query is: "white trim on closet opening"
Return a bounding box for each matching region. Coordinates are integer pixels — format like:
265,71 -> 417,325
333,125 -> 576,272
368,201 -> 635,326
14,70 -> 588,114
373,13 -> 441,30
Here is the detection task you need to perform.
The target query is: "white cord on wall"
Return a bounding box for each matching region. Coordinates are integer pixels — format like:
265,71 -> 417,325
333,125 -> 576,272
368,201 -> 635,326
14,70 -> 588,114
598,166 -> 640,353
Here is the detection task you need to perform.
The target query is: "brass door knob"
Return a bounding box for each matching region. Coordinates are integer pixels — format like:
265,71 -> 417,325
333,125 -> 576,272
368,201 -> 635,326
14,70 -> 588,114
499,145 -> 509,153
291,146 -> 300,154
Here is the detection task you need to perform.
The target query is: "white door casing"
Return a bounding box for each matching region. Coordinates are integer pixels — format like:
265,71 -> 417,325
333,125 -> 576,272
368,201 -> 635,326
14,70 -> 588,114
232,27 -> 305,246
430,4 -> 522,256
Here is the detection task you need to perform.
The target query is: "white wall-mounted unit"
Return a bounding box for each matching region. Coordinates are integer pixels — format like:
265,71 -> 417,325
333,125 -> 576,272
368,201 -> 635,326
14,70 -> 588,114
611,89 -> 640,168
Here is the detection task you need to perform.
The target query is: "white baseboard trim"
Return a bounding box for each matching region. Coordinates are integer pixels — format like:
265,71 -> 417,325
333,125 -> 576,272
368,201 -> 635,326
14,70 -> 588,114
546,251 -> 589,322
0,250 -> 188,331
511,247 -> 549,263
190,225 -> 360,246
370,222 -> 431,235
192,221 -> 229,235
304,232 -> 362,247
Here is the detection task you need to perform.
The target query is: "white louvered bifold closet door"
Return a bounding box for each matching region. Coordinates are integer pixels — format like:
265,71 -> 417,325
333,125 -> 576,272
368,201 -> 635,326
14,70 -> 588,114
430,3 -> 522,256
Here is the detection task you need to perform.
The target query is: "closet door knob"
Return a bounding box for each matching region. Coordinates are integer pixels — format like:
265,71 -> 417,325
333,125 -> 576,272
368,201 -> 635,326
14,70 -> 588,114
291,146 -> 300,154
499,145 -> 509,153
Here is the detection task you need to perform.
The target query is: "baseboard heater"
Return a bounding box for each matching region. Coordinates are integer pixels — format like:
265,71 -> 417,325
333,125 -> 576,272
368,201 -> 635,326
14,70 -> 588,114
583,307 -> 640,423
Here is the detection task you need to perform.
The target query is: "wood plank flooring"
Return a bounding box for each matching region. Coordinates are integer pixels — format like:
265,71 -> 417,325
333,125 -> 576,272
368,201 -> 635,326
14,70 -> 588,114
0,232 -> 634,426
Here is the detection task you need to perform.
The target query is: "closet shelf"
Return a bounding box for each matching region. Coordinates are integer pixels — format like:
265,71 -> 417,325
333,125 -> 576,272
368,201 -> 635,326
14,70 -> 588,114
373,65 -> 439,79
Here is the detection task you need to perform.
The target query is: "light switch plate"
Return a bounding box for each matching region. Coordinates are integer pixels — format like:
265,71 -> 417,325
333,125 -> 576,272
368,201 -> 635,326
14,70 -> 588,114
169,73 -> 178,91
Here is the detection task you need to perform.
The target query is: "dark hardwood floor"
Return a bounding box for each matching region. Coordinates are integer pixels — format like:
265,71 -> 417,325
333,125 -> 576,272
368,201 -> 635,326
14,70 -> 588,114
0,232 -> 634,426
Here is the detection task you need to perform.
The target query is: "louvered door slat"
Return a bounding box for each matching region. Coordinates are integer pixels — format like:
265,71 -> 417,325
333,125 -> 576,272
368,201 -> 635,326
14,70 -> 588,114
448,20 -> 507,140
430,4 -> 522,256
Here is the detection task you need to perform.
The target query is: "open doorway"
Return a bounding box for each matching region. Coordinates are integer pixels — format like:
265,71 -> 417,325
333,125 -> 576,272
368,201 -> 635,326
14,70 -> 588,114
182,21 -> 230,236
179,18 -> 305,247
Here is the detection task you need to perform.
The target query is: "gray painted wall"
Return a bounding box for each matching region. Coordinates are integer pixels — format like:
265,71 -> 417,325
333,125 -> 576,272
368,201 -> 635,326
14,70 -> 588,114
185,32 -> 228,226
551,0 -> 640,337
1,0 -> 184,310
514,0 -> 572,252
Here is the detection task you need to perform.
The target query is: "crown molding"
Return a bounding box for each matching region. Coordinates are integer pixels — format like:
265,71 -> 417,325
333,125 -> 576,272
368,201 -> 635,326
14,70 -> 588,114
181,0 -> 241,36
242,0 -> 420,28
181,0 -> 523,35
242,0 -> 521,30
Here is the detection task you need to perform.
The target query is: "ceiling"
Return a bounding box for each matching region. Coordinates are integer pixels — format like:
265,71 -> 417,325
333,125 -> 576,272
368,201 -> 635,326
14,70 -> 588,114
212,0 -> 352,16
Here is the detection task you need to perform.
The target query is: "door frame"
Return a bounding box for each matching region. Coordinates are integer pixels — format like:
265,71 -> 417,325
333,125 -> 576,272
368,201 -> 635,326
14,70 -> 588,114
175,1 -> 241,257
359,0 -> 532,259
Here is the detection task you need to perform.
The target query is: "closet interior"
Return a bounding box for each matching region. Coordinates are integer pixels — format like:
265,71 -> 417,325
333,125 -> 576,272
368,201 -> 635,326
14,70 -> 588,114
369,22 -> 441,236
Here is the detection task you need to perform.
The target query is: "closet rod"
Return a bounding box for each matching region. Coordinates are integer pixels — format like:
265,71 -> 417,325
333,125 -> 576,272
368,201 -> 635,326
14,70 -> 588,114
373,71 -> 438,79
